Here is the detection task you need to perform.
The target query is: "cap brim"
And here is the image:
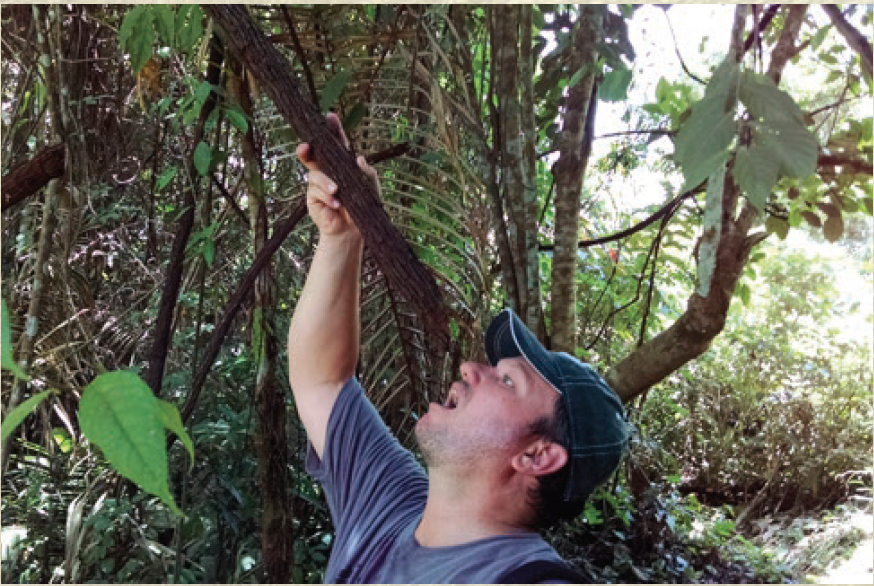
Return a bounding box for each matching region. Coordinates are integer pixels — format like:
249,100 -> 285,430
485,309 -> 561,395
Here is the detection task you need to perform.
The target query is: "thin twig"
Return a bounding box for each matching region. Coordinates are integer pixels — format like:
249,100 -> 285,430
663,11 -> 705,85
637,201 -> 681,348
366,142 -> 411,165
742,4 -> 781,56
540,186 -> 703,251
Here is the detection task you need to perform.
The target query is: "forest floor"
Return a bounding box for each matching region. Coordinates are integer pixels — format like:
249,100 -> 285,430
749,496 -> 873,583
815,508 -> 873,584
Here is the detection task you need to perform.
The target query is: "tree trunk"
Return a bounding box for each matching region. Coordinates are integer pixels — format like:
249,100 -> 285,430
606,192 -> 764,401
491,6 -> 534,326
204,4 -> 450,356
1,5 -> 65,475
144,34 -> 223,396
233,61 -> 292,584
519,5 -> 543,331
550,7 -> 602,353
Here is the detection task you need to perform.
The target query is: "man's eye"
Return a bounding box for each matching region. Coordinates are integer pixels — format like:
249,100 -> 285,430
502,375 -> 514,387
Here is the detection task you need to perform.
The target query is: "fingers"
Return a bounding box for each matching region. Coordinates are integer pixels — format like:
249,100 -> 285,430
357,155 -> 377,181
296,142 -> 318,172
306,170 -> 340,209
326,112 -> 350,149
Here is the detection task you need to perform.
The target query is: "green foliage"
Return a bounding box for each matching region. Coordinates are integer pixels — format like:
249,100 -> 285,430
2,297 -> 29,380
674,59 -> 818,211
118,6 -> 155,74
194,141 -> 212,177
0,390 -> 52,443
643,244 -> 872,514
674,58 -> 739,191
734,71 -> 818,210
600,66 -> 633,102
118,5 -> 205,74
225,107 -> 249,134
79,371 -> 194,516
319,70 -> 353,112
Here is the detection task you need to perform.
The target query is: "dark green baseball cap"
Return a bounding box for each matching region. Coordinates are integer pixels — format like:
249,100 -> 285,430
485,308 -> 629,502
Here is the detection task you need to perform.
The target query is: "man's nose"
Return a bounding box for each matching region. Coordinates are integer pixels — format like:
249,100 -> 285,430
460,362 -> 484,385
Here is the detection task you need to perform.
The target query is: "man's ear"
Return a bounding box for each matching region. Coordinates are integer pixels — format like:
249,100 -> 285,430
511,439 -> 568,477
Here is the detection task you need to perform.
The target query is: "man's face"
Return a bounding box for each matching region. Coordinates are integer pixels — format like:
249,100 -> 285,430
415,356 -> 559,471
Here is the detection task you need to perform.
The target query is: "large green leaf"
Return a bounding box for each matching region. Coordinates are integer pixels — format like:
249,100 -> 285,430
600,66 -> 632,102
79,371 -> 183,516
176,5 -> 204,52
734,142 -> 780,212
194,141 -> 212,177
126,10 -> 155,74
156,166 -> 178,191
320,70 -> 353,112
118,5 -> 147,49
1,298 -> 29,380
738,71 -> 806,125
758,118 -> 818,179
152,5 -> 175,46
674,58 -> 740,191
732,71 -> 817,209
225,107 -> 249,134
1,390 -> 52,443
157,400 -> 195,470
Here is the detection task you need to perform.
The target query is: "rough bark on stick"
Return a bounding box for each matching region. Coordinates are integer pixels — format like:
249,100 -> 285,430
2,144 -> 65,209
204,4 -> 450,357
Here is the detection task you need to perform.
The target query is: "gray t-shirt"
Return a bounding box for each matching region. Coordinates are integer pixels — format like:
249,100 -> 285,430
306,377 -> 567,584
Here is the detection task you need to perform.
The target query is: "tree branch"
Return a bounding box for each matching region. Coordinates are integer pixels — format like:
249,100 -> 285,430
366,142 -> 410,165
204,4 -> 450,356
144,34 -> 225,397
822,4 -> 873,81
594,129 -> 673,141
539,188 -> 699,251
767,5 -> 809,83
181,199 -> 308,423
818,153 -> 873,175
1,143 -> 65,209
663,11 -> 705,85
742,4 -> 781,55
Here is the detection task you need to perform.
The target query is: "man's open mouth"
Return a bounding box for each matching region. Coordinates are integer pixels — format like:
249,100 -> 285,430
443,387 -> 459,409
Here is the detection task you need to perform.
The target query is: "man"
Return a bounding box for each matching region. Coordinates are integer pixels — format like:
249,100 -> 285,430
288,114 -> 628,583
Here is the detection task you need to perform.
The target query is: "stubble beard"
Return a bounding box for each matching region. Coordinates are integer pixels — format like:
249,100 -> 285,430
414,417 -> 517,473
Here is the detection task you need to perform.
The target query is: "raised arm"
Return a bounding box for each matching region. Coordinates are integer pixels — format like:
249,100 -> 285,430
288,114 -> 376,457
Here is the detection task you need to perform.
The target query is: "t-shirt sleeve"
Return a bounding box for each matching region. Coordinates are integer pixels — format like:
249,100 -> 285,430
305,377 -> 427,534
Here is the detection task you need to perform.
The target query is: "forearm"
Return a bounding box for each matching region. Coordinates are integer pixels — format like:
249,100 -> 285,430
288,232 -> 363,388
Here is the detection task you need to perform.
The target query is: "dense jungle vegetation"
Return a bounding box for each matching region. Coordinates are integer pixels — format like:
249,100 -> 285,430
1,4 -> 872,583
